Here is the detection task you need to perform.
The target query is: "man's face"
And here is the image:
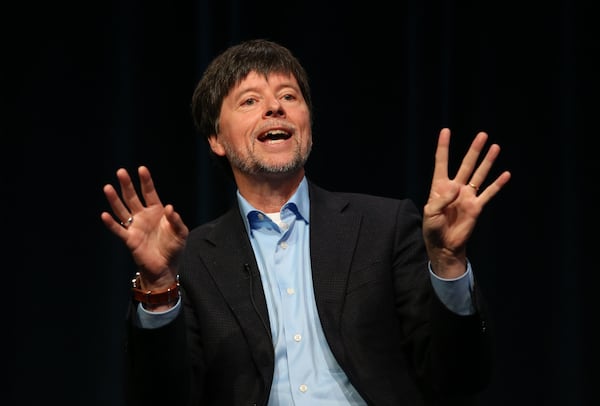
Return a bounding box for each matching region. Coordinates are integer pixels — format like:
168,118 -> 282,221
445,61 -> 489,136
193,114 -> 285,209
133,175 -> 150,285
208,71 -> 312,179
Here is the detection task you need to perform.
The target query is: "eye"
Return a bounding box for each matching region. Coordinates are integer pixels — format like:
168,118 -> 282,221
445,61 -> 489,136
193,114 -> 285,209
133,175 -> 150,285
282,94 -> 296,101
243,98 -> 257,106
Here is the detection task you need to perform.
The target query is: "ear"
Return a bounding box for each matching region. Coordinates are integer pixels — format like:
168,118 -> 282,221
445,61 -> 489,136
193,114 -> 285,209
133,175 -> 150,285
207,134 -> 226,156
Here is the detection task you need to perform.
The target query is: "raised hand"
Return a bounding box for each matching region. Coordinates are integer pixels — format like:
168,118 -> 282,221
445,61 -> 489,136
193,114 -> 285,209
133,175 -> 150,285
422,128 -> 511,278
101,166 -> 189,288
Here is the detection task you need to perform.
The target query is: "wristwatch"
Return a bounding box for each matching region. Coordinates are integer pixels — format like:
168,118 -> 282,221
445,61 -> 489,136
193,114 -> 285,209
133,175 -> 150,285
131,272 -> 180,307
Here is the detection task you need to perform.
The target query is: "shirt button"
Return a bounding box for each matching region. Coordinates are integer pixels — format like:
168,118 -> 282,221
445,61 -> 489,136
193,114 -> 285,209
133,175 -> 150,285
280,241 -> 288,249
286,288 -> 295,295
293,334 -> 302,342
299,384 -> 308,393
257,213 -> 264,220
280,222 -> 289,230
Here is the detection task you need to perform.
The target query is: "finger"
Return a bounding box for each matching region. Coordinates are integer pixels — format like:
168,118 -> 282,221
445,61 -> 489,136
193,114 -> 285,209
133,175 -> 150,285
103,183 -> 134,223
468,143 -> 501,192
138,166 -> 163,207
165,204 -> 189,239
100,211 -> 129,240
454,131 -> 488,184
116,168 -> 145,213
477,170 -> 512,206
432,128 -> 451,182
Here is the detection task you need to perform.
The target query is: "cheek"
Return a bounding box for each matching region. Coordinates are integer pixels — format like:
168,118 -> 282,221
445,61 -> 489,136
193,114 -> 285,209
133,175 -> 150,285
300,124 -> 313,146
291,110 -> 312,140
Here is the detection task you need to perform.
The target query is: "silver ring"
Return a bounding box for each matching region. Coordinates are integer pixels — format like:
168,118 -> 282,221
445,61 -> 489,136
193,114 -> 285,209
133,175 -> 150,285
120,216 -> 134,228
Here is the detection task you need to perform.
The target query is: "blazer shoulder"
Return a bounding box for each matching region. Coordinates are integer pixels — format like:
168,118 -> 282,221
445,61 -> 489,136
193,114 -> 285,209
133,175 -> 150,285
186,206 -> 244,244
308,180 -> 420,214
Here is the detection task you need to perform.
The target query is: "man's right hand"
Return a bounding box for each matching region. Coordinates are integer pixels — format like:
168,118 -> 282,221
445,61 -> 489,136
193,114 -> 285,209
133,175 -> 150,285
101,165 -> 189,290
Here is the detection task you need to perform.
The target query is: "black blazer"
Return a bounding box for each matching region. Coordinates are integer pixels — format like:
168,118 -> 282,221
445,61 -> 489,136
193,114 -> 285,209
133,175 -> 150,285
125,180 -> 492,406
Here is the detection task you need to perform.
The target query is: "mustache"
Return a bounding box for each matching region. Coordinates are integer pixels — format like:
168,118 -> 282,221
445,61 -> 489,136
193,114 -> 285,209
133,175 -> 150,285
254,120 -> 296,135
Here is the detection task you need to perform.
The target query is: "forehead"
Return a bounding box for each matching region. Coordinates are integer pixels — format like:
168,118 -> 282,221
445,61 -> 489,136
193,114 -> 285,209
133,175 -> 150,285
232,71 -> 299,92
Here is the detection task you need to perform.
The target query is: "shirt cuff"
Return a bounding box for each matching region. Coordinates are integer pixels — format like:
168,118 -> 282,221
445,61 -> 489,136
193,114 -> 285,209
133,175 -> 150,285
428,260 -> 475,316
134,297 -> 182,329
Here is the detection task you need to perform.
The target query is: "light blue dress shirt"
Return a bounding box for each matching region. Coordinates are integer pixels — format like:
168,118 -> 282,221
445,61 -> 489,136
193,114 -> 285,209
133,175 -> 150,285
135,176 -> 475,404
238,178 -> 366,405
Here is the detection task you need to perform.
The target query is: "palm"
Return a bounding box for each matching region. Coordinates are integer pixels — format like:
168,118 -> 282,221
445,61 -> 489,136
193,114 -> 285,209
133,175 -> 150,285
423,129 -> 511,258
101,166 -> 189,277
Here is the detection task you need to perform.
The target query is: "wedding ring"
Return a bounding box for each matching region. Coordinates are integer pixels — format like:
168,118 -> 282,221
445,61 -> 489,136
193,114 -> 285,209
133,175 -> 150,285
120,216 -> 134,228
468,183 -> 479,191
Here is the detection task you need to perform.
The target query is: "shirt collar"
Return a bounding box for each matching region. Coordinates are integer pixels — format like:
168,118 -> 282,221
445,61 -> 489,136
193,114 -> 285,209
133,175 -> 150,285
237,176 -> 310,234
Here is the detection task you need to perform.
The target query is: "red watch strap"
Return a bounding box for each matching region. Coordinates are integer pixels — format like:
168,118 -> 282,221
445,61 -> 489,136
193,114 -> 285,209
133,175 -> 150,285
131,273 -> 180,306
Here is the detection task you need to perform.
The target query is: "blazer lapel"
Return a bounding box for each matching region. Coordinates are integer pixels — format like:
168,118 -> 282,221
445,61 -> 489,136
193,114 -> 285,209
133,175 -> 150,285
200,208 -> 274,382
308,183 -> 361,337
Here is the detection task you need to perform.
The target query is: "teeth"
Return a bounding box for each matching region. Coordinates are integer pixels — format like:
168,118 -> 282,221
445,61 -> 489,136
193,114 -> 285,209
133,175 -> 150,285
259,129 -> 290,141
266,130 -> 287,136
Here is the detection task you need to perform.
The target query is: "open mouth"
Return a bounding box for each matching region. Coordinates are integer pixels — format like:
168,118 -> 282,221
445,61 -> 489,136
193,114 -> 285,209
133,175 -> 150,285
258,130 -> 292,142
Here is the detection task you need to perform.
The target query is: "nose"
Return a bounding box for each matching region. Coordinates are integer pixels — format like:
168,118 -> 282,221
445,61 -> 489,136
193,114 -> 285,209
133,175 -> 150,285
264,98 -> 285,118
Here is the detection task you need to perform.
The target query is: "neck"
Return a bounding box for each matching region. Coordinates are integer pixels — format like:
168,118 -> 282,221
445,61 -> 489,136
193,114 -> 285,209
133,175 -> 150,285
234,169 -> 305,213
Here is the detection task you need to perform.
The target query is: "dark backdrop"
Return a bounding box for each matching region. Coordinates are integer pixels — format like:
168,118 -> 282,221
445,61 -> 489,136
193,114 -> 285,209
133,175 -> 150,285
8,0 -> 597,405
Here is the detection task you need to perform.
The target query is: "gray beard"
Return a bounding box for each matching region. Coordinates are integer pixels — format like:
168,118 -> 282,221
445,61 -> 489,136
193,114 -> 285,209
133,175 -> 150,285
225,143 -> 312,176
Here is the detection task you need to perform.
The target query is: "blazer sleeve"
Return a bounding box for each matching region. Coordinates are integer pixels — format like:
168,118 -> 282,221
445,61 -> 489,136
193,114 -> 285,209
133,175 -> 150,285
124,305 -> 192,406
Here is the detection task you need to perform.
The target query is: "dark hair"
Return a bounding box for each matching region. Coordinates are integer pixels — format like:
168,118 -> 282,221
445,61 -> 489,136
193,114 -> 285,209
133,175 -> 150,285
191,39 -> 313,140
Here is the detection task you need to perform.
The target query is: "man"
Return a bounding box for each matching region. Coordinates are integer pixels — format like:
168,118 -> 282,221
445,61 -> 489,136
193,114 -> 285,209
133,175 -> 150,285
101,39 -> 511,405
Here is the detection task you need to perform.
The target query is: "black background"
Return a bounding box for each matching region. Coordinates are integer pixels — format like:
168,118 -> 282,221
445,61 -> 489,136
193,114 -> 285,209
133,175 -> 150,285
8,0 -> 597,404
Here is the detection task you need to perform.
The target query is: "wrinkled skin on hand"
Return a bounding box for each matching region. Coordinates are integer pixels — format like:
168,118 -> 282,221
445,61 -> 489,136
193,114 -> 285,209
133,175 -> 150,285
101,166 -> 189,290
423,128 -> 511,279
